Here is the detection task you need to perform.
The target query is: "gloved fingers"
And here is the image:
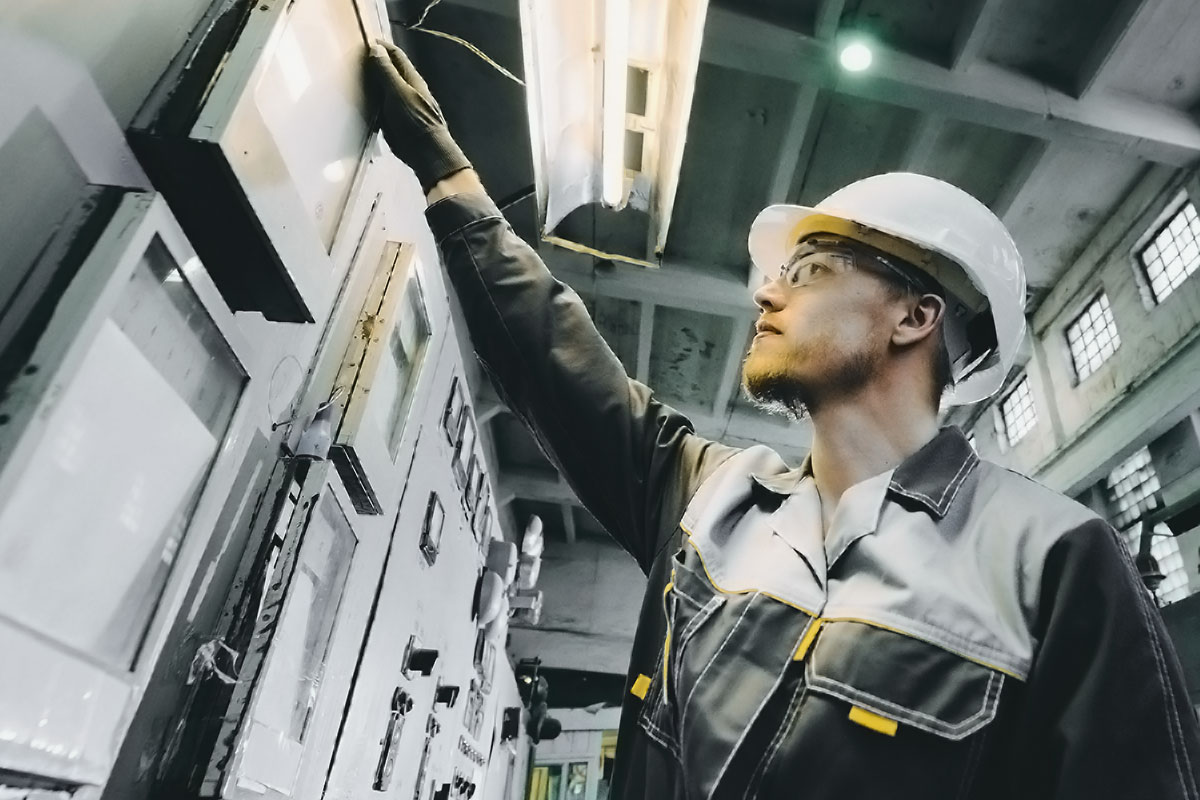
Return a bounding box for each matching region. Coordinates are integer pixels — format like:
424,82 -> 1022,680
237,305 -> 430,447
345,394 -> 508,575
378,40 -> 435,102
367,44 -> 415,98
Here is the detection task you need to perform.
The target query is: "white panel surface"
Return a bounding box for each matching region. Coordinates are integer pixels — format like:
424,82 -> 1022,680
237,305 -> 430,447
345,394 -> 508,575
0,321 -> 215,662
195,0 -> 374,320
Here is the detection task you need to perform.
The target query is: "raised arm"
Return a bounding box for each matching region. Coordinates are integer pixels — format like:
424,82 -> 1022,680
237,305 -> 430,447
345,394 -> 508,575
366,43 -> 738,571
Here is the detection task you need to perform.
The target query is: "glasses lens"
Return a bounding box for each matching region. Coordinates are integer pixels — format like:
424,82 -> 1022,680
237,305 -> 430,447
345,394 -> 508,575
779,248 -> 853,287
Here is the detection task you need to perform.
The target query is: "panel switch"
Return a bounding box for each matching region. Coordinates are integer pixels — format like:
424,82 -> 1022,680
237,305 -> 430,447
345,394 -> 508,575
403,635 -> 439,679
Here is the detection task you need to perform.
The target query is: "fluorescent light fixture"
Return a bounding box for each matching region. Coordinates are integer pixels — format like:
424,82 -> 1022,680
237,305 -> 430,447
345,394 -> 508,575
602,0 -> 629,209
519,0 -> 710,264
839,40 -> 873,72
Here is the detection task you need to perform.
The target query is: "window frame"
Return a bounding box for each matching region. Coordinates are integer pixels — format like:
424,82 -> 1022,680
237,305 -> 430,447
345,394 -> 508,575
998,374 -> 1038,448
1105,446 -> 1162,530
1064,289 -> 1122,383
1134,194 -> 1200,306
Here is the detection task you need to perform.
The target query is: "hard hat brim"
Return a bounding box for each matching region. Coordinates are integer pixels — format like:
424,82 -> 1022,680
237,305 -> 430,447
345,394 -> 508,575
748,204 -> 821,279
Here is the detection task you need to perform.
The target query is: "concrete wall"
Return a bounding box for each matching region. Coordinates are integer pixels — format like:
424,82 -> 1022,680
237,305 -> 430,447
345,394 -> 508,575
963,165 -> 1200,498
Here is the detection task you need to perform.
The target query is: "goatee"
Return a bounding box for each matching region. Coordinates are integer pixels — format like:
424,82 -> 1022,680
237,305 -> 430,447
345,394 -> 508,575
742,355 -> 811,421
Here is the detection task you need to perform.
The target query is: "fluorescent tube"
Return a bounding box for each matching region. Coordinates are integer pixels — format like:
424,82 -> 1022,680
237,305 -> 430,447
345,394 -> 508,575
602,0 -> 629,208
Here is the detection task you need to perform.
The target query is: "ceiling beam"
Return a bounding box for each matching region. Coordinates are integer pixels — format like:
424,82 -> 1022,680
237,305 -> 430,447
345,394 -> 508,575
541,244 -> 757,317
993,139 -> 1052,225
757,84 -> 828,290
495,409 -> 811,509
761,0 -> 841,255
561,504 -> 577,545
768,84 -> 823,204
636,302 -> 655,383
814,0 -> 846,40
950,0 -> 1006,72
678,402 -> 812,450
438,0 -> 1200,164
903,113 -> 945,173
499,467 -> 581,508
1073,0 -> 1154,98
703,6 -> 1200,167
710,321 -> 752,419
475,396 -> 507,426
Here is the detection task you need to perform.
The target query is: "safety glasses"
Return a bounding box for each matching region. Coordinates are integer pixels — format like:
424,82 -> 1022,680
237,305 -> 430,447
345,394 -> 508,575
777,239 -> 934,295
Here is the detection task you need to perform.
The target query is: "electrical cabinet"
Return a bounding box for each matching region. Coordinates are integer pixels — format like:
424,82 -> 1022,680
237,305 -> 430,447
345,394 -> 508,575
200,461 -> 386,799
130,0 -> 387,323
0,191 -> 256,790
1,4 -> 535,797
322,350 -> 514,800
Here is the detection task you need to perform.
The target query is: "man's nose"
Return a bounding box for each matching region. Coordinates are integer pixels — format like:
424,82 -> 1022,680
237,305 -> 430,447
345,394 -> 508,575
753,275 -> 783,312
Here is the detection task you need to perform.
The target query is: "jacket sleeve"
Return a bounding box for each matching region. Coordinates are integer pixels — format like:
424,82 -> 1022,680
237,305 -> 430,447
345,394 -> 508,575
425,192 -> 739,572
1018,517 -> 1200,799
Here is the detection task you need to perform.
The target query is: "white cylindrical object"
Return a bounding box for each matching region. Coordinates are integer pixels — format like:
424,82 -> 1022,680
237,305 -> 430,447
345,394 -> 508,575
518,554 -> 542,590
476,570 -> 506,627
522,515 -> 545,557
601,0 -> 629,208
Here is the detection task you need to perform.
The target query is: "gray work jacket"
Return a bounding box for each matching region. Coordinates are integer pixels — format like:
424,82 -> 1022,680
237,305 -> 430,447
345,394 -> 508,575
427,191 -> 1200,800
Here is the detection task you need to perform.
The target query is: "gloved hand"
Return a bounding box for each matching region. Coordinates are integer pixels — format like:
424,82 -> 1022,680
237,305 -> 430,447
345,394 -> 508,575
366,40 -> 472,193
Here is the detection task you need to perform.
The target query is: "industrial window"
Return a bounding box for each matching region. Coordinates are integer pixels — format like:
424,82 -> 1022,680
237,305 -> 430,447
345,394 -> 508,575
999,376 -> 1037,447
1154,529 -> 1190,605
1105,447 -> 1161,530
1139,201 -> 1200,303
1066,292 -> 1120,381
1120,522 -> 1190,606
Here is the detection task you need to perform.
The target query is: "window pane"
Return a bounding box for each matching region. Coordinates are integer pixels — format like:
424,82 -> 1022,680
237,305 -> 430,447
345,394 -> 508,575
384,278 -> 431,460
999,376 -> 1037,447
1066,292 -> 1121,381
1139,202 -> 1200,303
1105,447 -> 1161,530
252,492 -> 356,742
0,238 -> 244,667
567,762 -> 588,797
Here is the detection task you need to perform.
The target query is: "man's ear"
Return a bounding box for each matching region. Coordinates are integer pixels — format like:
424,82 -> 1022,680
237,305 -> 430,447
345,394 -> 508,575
892,293 -> 946,347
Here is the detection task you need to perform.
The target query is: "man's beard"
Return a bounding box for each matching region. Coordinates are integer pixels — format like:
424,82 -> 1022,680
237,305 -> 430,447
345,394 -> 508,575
742,358 -> 811,421
741,344 -> 877,421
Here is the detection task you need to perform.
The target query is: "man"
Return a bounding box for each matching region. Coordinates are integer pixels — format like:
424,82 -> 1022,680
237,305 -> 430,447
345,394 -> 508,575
367,42 -> 1200,799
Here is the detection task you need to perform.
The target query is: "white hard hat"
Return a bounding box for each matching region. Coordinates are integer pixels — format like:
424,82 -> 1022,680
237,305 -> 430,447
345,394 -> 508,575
747,172 -> 1026,405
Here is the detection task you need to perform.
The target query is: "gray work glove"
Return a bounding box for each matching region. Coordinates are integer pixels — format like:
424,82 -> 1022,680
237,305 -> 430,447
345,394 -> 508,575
366,40 -> 472,193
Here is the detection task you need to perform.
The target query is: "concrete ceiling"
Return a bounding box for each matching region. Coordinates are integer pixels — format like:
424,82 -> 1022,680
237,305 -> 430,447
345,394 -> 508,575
396,0 -> 1200,553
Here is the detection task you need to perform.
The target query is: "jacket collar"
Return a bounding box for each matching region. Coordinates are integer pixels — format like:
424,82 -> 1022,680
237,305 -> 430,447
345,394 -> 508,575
749,426 -> 979,520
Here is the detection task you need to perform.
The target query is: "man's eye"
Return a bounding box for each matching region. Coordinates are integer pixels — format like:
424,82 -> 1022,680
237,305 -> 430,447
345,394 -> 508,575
780,256 -> 830,285
794,262 -> 826,282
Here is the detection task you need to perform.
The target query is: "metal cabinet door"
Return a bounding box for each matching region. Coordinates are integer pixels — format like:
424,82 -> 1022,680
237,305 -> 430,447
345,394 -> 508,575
0,192 -> 255,792
323,345 -> 491,800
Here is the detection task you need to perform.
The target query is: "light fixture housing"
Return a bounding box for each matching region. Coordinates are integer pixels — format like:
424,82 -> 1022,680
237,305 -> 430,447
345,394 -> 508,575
519,0 -> 710,264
